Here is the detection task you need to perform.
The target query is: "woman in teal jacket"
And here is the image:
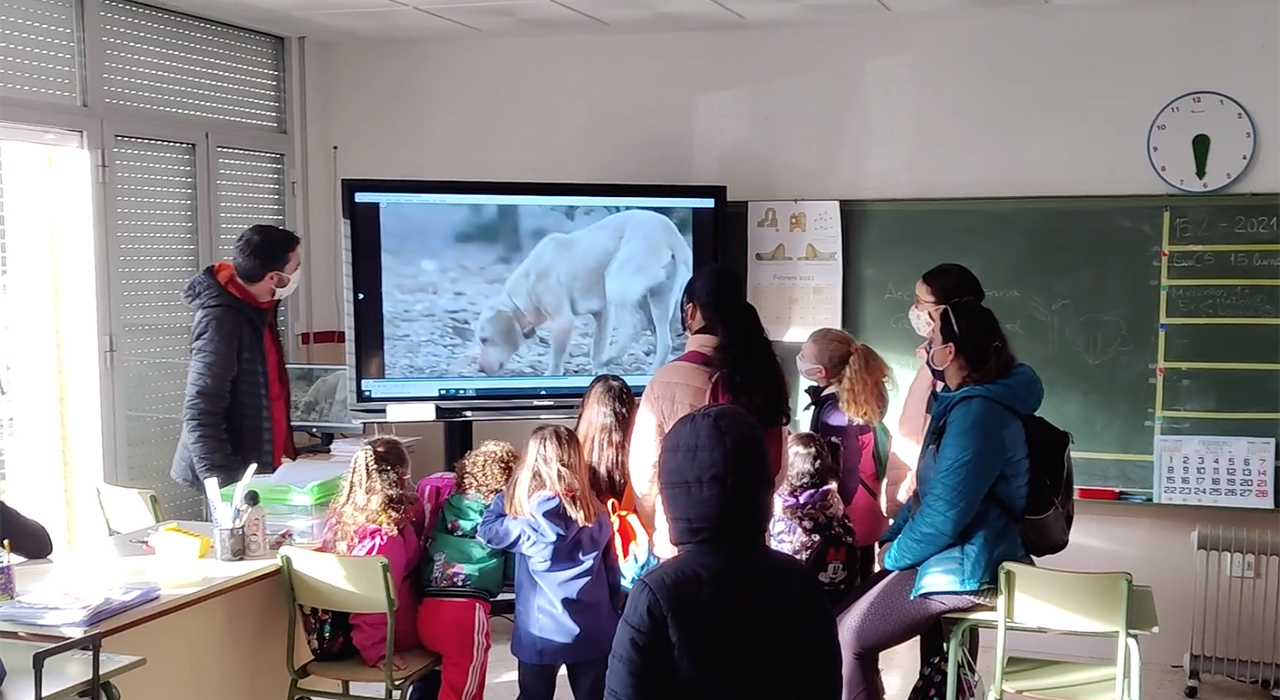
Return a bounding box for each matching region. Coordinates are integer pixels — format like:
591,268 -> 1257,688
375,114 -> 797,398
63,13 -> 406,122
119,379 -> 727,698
836,298 -> 1043,700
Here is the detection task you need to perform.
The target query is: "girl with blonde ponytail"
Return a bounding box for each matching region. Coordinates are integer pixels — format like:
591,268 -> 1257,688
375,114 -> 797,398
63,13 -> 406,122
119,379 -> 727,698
795,328 -> 893,584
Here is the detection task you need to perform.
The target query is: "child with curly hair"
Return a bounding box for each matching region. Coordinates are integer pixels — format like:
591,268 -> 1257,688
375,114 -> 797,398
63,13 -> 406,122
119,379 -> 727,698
416,440 -> 517,700
309,437 -> 425,670
769,432 -> 859,607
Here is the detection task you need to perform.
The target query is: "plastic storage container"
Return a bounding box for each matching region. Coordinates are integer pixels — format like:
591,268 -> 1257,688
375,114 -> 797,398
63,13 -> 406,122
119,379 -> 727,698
220,470 -> 343,544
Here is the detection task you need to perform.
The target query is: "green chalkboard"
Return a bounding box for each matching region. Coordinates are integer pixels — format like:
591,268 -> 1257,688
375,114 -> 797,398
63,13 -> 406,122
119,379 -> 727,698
724,195 -> 1280,497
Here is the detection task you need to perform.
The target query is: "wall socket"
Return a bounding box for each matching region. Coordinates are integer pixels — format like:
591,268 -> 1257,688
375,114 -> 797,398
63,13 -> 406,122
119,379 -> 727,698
1224,552 -> 1257,579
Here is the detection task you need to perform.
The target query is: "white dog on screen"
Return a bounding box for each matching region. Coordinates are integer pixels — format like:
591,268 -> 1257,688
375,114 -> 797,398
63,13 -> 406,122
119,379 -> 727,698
452,209 -> 693,376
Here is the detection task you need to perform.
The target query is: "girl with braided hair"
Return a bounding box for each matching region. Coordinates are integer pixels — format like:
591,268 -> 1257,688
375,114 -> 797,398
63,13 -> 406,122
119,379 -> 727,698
312,437 -> 425,671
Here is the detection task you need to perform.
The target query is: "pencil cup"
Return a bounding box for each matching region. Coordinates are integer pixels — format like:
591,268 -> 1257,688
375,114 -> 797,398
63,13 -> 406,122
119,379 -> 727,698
0,563 -> 16,601
213,526 -> 246,562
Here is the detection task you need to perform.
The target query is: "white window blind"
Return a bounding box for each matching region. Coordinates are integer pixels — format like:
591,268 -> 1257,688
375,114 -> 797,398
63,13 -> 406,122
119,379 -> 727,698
214,145 -> 292,348
109,135 -> 204,519
0,142 -> 8,494
214,146 -> 286,257
0,0 -> 82,106
101,0 -> 286,132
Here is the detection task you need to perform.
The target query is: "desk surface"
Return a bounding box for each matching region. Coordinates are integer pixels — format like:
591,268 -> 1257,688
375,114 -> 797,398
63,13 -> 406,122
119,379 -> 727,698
947,584 -> 1159,635
0,640 -> 145,700
3,523 -> 281,640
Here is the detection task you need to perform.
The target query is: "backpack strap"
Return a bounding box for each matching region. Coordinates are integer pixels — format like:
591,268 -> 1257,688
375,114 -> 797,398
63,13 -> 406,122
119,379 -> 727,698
675,350 -> 713,367
871,422 -> 891,482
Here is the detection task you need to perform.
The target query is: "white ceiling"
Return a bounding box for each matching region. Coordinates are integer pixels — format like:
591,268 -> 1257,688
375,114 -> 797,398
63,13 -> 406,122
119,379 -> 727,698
155,0 -> 1132,41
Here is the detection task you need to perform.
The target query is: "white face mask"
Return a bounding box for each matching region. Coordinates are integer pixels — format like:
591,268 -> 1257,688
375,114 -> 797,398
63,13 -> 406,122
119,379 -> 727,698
272,266 -> 301,301
796,355 -> 824,381
908,305 -> 935,337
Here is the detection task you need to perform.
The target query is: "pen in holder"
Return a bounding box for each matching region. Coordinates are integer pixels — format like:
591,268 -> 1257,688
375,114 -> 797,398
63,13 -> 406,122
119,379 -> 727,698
213,527 -> 246,562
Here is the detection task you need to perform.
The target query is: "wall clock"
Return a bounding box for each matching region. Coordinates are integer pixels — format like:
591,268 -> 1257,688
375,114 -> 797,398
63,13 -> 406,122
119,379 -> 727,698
1147,91 -> 1256,193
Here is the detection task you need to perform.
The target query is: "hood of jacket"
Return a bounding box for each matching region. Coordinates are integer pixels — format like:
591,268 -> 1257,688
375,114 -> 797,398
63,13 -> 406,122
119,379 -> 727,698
659,404 -> 773,548
182,264 -> 269,322
931,363 -> 1044,421
440,492 -> 487,537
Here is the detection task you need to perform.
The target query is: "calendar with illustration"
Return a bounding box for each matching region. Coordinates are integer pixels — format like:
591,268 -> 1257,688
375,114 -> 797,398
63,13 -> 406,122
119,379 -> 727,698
745,200 -> 843,341
1154,435 -> 1275,509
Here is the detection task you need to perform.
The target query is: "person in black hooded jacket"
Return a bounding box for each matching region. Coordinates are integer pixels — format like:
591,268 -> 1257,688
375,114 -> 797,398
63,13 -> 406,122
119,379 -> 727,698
170,225 -> 301,490
605,404 -> 841,700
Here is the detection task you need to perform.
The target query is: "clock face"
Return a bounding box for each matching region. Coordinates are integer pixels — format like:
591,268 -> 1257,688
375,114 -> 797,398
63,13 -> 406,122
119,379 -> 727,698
1147,91 -> 1256,193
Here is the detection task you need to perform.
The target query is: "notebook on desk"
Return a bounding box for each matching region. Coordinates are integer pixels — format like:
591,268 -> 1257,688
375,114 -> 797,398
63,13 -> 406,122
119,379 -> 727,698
0,585 -> 160,628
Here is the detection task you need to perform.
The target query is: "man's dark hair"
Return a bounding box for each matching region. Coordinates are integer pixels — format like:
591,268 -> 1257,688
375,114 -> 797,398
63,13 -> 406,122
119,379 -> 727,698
233,225 -> 301,283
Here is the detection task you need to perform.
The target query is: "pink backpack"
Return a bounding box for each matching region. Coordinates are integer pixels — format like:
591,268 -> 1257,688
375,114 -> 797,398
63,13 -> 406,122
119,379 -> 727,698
416,472 -> 457,542
676,350 -> 784,480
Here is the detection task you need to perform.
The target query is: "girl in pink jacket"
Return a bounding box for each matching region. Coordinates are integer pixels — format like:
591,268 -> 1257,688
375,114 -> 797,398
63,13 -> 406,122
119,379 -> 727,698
795,328 -> 893,585
311,437 -> 425,671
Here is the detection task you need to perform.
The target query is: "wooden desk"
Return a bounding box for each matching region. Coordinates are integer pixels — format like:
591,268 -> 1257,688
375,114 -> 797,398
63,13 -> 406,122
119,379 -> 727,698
2,523 -> 291,700
0,640 -> 144,700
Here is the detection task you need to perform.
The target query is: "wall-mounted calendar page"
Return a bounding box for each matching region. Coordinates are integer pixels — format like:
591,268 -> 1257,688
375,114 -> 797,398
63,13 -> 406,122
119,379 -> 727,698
1154,436 -> 1276,509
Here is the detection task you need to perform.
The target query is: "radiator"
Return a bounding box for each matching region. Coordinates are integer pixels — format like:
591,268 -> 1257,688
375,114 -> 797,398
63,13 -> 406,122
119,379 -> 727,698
1185,526 -> 1280,699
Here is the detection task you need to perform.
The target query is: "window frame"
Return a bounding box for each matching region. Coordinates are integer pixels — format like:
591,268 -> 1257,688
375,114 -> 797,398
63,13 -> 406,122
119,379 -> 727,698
0,0 -> 298,498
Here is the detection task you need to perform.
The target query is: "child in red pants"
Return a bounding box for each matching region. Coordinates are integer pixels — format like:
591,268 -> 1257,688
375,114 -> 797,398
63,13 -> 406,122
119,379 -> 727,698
416,441 -> 516,700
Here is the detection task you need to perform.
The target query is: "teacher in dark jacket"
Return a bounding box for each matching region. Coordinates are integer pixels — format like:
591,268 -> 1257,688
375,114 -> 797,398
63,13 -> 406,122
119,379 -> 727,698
171,225 -> 302,489
606,404 -> 841,700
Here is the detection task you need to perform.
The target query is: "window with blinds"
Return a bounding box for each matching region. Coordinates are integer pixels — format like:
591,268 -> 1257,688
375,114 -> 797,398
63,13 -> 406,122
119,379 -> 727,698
214,145 -> 291,346
0,0 -> 83,106
0,143 -> 8,494
100,0 -> 286,132
108,135 -> 204,519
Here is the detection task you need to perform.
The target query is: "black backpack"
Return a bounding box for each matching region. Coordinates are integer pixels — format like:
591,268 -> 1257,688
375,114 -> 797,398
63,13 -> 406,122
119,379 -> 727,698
929,404 -> 1075,558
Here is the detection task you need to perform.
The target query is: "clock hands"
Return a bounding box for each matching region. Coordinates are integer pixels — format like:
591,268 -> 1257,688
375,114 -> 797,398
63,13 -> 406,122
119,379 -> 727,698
1192,133 -> 1211,181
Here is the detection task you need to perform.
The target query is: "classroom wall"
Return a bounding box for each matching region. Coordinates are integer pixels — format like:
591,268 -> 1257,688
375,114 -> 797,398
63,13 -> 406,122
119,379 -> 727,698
300,0 -> 1280,666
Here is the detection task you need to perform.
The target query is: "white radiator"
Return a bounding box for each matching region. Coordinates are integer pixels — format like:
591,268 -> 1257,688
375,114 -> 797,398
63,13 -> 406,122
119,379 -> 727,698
1185,526 -> 1280,699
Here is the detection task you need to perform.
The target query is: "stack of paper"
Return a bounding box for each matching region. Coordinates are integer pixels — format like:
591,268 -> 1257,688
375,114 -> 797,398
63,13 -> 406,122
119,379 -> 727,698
0,585 -> 161,627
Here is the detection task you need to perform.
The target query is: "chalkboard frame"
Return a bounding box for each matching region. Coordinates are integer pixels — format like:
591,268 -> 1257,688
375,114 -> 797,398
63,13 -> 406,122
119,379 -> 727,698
721,194 -> 1280,510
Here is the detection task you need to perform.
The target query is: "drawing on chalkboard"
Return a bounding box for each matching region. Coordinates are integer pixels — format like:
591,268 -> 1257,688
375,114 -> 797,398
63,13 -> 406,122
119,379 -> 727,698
1066,315 -> 1133,365
799,243 -> 838,262
754,243 -> 793,261
789,212 -> 807,233
756,207 -> 779,229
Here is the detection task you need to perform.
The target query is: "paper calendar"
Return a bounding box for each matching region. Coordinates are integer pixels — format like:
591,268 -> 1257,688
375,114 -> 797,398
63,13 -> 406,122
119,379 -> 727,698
1154,436 -> 1276,509
746,200 -> 843,341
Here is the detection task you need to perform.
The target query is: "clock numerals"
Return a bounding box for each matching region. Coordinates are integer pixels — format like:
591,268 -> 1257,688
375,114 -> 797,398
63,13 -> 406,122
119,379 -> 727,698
1148,92 -> 1255,193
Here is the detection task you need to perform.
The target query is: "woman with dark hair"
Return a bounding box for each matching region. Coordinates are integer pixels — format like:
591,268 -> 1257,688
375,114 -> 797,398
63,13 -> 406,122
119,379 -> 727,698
887,263 -> 987,517
576,374 -> 636,504
837,298 -> 1043,700
628,264 -> 791,559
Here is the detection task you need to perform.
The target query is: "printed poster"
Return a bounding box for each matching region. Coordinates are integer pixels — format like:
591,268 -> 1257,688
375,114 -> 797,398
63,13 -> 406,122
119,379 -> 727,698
746,201 -> 843,341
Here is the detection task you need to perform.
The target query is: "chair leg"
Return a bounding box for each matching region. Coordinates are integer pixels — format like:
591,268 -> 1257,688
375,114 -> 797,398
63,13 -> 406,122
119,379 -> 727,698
945,620 -> 976,700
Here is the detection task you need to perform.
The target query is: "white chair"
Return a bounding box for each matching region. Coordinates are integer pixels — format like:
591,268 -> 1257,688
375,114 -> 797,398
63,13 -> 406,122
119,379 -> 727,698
984,562 -> 1141,700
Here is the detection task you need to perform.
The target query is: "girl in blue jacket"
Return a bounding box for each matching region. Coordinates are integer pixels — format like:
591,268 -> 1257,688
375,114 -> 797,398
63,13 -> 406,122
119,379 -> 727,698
478,424 -> 621,700
836,298 -> 1043,700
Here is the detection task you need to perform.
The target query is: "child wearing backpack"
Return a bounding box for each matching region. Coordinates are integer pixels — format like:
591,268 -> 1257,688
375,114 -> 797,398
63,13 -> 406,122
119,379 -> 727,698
575,374 -> 657,593
769,432 -> 859,607
416,440 -> 517,700
796,327 -> 893,584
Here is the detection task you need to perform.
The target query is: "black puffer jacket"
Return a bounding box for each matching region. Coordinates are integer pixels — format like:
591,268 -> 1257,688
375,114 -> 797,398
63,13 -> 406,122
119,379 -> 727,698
605,405 -> 841,700
170,266 -> 291,489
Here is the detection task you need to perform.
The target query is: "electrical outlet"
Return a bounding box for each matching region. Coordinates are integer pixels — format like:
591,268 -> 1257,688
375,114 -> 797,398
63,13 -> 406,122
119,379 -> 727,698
1230,552 -> 1245,578
1243,554 -> 1256,579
